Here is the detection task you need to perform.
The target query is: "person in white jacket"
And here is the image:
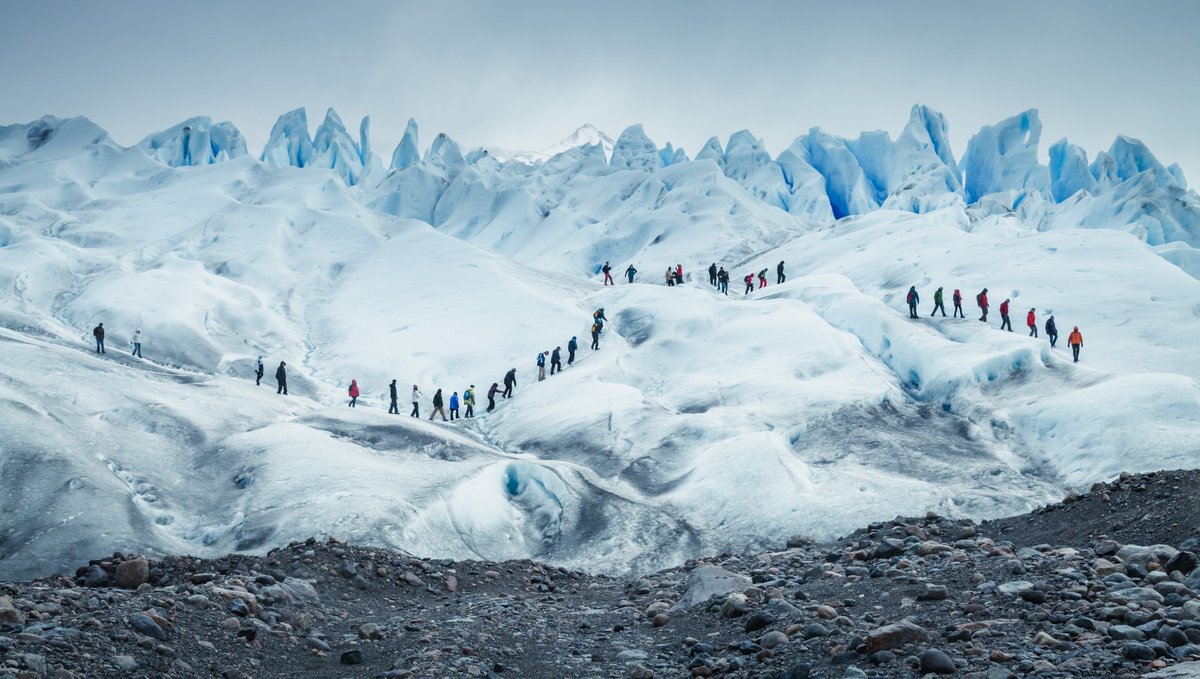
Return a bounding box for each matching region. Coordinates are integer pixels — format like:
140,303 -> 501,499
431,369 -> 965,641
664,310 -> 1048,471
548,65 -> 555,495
130,330 -> 143,358
410,385 -> 422,418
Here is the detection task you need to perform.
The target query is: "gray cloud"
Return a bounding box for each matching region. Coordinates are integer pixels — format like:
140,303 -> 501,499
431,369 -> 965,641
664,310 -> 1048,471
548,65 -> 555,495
2,0 -> 1197,182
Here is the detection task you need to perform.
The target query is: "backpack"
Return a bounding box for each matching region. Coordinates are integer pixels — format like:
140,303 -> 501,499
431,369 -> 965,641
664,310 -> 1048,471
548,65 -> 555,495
537,353 -> 545,366
907,290 -> 916,303
976,293 -> 984,306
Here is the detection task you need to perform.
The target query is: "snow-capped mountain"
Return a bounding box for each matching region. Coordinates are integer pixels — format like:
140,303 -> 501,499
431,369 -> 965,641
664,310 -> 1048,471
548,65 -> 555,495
480,123 -> 616,165
0,105 -> 1198,580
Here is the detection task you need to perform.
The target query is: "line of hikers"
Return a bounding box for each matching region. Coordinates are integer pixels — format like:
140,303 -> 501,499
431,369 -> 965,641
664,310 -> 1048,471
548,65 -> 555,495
315,306 -> 611,422
905,286 -> 1086,362
90,323 -> 144,358
597,260 -> 787,294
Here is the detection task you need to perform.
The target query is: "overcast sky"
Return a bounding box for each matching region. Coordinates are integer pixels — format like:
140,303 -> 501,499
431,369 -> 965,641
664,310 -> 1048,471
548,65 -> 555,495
2,0 -> 1198,181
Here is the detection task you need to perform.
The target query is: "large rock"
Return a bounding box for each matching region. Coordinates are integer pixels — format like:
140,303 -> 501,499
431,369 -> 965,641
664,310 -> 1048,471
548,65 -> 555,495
0,607 -> 25,625
1143,661 -> 1200,677
672,566 -> 751,611
1118,544 -> 1179,569
1166,552 -> 1198,575
114,558 -> 149,589
866,620 -> 927,652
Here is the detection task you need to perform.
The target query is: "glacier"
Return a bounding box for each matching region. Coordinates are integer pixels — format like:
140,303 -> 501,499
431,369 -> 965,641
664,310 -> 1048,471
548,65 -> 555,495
0,106 -> 1199,581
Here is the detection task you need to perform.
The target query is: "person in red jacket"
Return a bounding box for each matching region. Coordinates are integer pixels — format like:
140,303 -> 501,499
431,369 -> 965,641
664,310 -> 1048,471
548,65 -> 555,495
1026,308 -> 1038,337
999,298 -> 1012,331
977,288 -> 989,322
348,379 -> 360,407
952,289 -> 964,318
744,273 -> 755,295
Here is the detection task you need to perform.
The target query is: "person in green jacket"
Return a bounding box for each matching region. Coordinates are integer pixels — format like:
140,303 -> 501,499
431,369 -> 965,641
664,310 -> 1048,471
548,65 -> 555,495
463,385 -> 476,418
931,287 -> 946,317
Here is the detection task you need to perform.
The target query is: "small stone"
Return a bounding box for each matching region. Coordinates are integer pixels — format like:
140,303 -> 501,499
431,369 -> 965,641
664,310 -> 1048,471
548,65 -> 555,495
403,572 -> 424,588
873,539 -> 906,559
191,573 -> 216,585
0,608 -> 25,625
743,610 -> 776,632
1165,551 -> 1198,575
340,649 -> 364,665
113,558 -> 149,589
720,593 -> 748,618
866,620 -> 927,652
817,605 -> 838,619
358,623 -> 382,641
1034,631 -> 1057,646
1122,642 -> 1156,661
129,613 -> 167,641
760,630 -> 788,649
919,648 -> 956,674
918,584 -> 948,601
444,576 -> 458,593
652,613 -> 669,628
112,655 -> 138,671
629,665 -> 654,679
803,623 -> 829,639
82,564 -> 108,587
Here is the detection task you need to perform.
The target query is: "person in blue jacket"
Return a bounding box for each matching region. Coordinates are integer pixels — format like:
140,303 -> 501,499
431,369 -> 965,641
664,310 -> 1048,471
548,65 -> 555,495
537,350 -> 548,381
550,346 -> 562,374
449,391 -> 460,420
567,336 -> 578,365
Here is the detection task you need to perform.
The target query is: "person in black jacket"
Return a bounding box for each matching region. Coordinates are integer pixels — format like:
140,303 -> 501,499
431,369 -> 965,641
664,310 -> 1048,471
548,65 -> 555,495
708,263 -> 718,287
550,346 -> 562,374
567,336 -> 577,365
275,361 -> 288,395
93,323 -> 105,353
503,368 -> 517,398
255,356 -> 265,385
388,379 -> 399,414
487,383 -> 499,412
429,388 -> 447,421
1045,315 -> 1059,348
777,260 -> 786,284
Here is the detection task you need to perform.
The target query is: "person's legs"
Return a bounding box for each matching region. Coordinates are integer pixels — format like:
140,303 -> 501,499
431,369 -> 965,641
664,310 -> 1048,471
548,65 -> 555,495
466,404 -> 473,417
487,397 -> 495,412
1072,345 -> 1080,362
568,350 -> 575,364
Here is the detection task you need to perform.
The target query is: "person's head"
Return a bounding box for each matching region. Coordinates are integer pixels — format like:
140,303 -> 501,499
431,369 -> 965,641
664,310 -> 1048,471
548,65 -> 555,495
258,355 -> 263,360
391,379 -> 396,385
1073,326 -> 1079,331
280,361 -> 286,366
99,322 -> 103,327
1030,308 -> 1035,312
470,384 -> 474,389
544,351 -> 549,355
351,378 -> 356,384
492,382 -> 498,388
453,391 -> 457,395
136,328 -> 141,333
555,346 -> 560,351
1049,315 -> 1054,320
571,336 -> 576,340
413,384 -> 418,389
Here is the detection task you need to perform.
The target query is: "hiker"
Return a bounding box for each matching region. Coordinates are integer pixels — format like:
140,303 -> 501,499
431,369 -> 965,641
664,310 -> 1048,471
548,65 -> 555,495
411,385 -> 422,417
255,356 -> 265,385
931,288 -> 946,317
594,307 -> 608,325
567,336 -> 578,365
718,268 -> 729,295
777,260 -> 786,285
1045,315 -> 1058,347
449,391 -> 460,420
93,323 -> 105,353
977,288 -> 989,322
1027,308 -> 1038,337
906,286 -> 920,319
487,383 -> 499,412
388,379 -> 399,414
348,379 -> 360,407
999,298 -> 1012,331
708,262 -> 718,286
591,322 -> 601,349
464,386 -> 475,418
675,264 -> 683,285
130,329 -> 143,358
758,268 -> 768,289
430,389 -> 447,421
537,351 -> 547,381
503,368 -> 517,398
744,273 -> 754,295
665,267 -> 675,286
550,346 -> 562,374
952,289 -> 964,318
275,361 -> 288,395
602,261 -> 613,286
625,265 -> 637,283
1068,326 -> 1083,363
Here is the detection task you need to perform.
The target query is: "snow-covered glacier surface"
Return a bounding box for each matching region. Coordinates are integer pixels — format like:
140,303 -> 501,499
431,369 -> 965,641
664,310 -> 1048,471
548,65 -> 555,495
1,106 -> 1199,579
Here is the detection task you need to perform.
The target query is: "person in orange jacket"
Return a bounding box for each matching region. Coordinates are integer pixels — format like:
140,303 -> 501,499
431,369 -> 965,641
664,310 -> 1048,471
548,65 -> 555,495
1068,326 -> 1083,363
1026,308 -> 1038,338
348,379 -> 360,407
